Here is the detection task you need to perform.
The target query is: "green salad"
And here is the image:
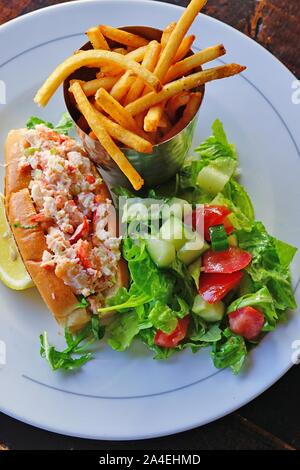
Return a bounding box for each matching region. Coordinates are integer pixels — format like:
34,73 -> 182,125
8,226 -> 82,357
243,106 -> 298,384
38,118 -> 297,373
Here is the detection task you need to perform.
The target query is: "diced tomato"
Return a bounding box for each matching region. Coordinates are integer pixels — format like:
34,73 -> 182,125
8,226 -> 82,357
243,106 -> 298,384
187,205 -> 233,241
70,217 -> 89,244
228,306 -> 265,340
199,271 -> 243,303
76,240 -> 92,269
203,247 -> 252,274
86,175 -> 96,184
154,316 -> 190,348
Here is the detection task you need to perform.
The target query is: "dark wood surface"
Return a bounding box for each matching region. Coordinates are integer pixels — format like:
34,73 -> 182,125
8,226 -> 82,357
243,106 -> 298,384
0,0 -> 299,450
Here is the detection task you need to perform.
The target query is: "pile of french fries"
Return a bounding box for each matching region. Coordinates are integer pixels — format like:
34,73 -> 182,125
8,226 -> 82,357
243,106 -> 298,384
34,0 -> 246,190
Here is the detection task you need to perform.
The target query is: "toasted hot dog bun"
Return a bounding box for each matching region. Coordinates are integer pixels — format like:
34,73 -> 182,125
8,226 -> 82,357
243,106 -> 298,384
8,187 -> 89,330
5,129 -> 127,331
5,129 -> 31,209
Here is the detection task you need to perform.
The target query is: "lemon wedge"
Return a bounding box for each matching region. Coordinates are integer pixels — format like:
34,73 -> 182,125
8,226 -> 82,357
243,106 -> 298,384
0,194 -> 34,290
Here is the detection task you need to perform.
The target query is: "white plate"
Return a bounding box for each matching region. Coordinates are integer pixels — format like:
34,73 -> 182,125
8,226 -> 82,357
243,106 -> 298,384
0,0 -> 299,440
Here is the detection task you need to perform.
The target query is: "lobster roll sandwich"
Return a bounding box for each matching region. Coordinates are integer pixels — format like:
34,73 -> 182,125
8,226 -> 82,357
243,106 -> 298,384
5,125 -> 128,331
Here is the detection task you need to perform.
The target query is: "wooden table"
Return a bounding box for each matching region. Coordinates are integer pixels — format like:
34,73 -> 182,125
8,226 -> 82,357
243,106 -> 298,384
0,0 -> 299,450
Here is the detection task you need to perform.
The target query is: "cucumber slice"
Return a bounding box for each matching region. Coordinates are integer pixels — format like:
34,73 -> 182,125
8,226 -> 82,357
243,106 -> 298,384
196,158 -> 236,195
192,295 -> 225,322
188,257 -> 201,289
162,197 -> 192,221
177,233 -> 209,265
160,216 -> 188,250
146,238 -> 176,268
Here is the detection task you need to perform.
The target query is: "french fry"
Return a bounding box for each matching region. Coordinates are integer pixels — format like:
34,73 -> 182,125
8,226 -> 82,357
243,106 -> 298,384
155,0 -> 207,80
99,45 -> 148,77
143,34 -> 196,129
109,70 -> 136,101
91,109 -> 153,154
34,50 -> 161,106
173,35 -> 195,62
125,64 -> 246,116
135,111 -> 146,129
143,0 -> 206,134
144,104 -> 165,132
144,32 -> 195,130
124,40 -> 161,105
86,26 -> 110,50
133,111 -> 155,144
164,44 -> 226,83
144,36 -> 196,130
158,112 -> 171,129
98,66 -> 124,77
95,87 -> 149,140
161,22 -> 176,49
99,25 -> 149,48
112,47 -> 127,55
70,81 -> 144,191
161,92 -> 202,141
35,2 -> 250,193
166,91 -> 190,120
70,76 -> 121,97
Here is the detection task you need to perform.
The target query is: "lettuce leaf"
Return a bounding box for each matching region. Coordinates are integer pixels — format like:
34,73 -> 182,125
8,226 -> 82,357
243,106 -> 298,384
40,317 -> 104,371
54,112 -> 75,135
200,324 -> 222,342
149,297 -> 189,333
189,318 -> 222,343
107,311 -> 141,351
273,238 -> 297,268
125,238 -> 174,304
237,222 -> 297,312
101,238 -> 190,352
211,192 -> 253,231
211,328 -> 247,374
26,112 -> 74,135
179,119 -> 238,192
194,119 -> 238,162
222,179 -> 255,223
169,257 -> 196,305
177,317 -> 222,354
27,116 -> 54,130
